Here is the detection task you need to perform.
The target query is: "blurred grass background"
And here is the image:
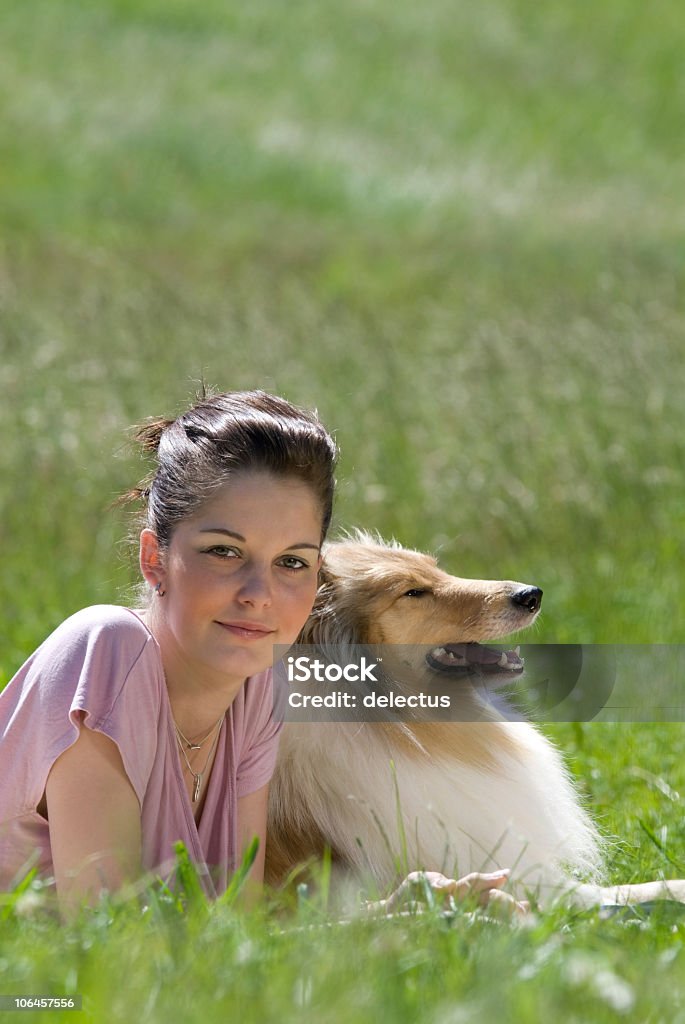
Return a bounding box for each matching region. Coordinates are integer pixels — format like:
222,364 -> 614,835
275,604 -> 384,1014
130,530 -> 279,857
1,0 -> 685,1016
2,0 -> 683,669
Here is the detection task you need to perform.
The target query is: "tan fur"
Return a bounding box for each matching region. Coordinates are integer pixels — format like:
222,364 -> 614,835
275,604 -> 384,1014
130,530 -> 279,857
266,532 -> 579,894
265,532 -> 685,909
304,534 -> 536,648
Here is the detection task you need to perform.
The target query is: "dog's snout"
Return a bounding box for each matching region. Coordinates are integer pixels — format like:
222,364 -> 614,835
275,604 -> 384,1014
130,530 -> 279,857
511,586 -> 543,614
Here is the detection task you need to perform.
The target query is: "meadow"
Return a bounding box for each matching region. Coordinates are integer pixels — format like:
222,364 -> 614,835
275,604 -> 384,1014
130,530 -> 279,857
1,0 -> 684,1019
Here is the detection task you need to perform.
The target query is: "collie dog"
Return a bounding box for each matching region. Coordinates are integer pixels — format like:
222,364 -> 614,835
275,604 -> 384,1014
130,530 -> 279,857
266,533 -> 685,910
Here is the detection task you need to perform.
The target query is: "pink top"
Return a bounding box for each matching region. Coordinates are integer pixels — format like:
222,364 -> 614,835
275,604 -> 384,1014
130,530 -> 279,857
0,605 -> 282,900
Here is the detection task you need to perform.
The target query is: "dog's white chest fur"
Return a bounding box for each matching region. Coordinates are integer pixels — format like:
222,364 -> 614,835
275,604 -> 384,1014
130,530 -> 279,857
272,720 -> 603,903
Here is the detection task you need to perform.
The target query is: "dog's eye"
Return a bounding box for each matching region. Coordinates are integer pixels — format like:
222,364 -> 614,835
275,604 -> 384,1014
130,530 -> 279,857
403,588 -> 429,598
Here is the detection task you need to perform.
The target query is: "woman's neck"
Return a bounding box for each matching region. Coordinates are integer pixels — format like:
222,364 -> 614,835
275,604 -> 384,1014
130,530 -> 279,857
134,605 -> 247,741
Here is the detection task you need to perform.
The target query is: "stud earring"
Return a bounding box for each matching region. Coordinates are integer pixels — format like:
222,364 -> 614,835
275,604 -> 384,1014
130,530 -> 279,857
155,582 -> 166,597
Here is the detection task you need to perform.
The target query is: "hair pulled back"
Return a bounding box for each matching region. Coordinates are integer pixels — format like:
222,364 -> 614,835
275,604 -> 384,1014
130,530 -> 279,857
122,389 -> 337,548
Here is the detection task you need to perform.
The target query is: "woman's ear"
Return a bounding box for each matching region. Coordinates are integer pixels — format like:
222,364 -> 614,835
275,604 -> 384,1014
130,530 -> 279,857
139,529 -> 166,592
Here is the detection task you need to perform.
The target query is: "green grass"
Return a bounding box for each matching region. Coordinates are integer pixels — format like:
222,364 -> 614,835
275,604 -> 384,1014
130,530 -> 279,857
3,867 -> 685,1024
1,0 -> 685,1018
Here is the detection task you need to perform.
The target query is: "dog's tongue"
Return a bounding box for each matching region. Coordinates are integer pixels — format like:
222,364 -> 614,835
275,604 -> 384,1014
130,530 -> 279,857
444,642 -> 503,665
428,642 -> 524,673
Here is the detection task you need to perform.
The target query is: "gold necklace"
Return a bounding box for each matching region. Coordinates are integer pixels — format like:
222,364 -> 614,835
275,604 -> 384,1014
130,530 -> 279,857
174,711 -> 226,751
174,712 -> 226,802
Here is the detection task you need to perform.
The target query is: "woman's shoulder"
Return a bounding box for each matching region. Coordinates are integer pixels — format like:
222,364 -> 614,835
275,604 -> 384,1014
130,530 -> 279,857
4,606 -> 159,696
60,603 -> 152,632
43,604 -> 155,651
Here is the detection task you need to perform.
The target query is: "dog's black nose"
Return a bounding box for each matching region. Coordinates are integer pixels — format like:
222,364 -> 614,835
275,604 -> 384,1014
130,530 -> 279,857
511,586 -> 543,614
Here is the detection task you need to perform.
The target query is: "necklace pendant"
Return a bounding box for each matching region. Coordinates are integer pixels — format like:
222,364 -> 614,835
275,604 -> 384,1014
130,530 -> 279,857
193,774 -> 202,802
188,743 -> 202,751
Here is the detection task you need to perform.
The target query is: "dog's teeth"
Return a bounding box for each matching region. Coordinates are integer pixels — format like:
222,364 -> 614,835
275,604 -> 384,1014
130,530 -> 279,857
498,652 -> 509,668
514,646 -> 520,656
433,647 -> 446,657
446,651 -> 457,661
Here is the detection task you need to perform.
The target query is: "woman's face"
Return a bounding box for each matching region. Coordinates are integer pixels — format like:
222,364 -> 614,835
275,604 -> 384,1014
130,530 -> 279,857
140,471 -> 323,687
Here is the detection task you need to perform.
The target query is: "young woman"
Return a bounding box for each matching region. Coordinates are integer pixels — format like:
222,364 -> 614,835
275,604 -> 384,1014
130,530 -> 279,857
0,388 -> 523,919
0,389 -> 336,917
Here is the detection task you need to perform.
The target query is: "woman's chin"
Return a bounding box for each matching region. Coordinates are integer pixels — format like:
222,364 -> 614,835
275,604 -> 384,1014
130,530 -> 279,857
213,649 -> 273,682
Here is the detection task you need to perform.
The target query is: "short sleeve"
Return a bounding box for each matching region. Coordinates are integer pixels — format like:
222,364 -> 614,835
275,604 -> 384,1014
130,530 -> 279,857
0,606 -> 163,816
235,669 -> 284,798
73,612 -> 163,810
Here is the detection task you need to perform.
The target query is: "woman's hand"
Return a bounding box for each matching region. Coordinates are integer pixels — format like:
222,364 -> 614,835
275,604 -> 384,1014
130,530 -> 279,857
368,869 -> 530,918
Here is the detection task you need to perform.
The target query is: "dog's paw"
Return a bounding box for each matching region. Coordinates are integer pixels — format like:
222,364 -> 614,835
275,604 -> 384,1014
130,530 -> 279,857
377,869 -> 530,918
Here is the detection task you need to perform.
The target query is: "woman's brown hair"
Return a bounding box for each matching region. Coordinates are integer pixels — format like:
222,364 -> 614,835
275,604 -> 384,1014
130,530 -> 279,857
120,389 -> 337,549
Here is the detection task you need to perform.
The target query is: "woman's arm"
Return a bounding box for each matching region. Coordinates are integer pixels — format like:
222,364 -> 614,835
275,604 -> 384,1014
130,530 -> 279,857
235,783 -> 269,903
45,721 -> 142,920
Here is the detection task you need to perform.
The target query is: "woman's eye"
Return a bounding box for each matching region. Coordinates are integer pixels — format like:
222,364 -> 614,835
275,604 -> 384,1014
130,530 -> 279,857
279,556 -> 308,571
205,546 -> 240,559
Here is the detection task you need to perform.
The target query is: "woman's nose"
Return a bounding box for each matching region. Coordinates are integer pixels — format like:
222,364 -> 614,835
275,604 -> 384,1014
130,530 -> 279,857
236,566 -> 273,606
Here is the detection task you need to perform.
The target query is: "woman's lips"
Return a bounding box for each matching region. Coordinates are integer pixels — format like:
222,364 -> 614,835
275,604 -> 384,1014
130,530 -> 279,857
215,621 -> 275,639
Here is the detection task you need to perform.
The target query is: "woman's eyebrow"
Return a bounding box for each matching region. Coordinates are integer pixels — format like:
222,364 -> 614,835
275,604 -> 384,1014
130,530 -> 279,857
199,528 -> 246,541
199,527 -> 319,551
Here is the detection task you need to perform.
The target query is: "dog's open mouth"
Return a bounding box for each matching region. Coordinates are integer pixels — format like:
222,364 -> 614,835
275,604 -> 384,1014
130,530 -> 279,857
426,642 -> 524,676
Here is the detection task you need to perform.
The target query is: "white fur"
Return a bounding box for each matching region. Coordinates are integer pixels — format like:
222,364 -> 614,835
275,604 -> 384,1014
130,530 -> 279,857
273,719 -> 602,904
267,535 -> 685,911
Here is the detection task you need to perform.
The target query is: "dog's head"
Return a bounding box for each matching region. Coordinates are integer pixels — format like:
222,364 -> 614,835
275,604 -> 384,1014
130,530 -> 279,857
300,530 -> 542,681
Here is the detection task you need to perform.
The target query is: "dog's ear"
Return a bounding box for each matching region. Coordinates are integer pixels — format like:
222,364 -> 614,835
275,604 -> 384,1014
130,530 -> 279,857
298,542 -> 372,647
316,558 -> 334,589
298,571 -> 336,645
